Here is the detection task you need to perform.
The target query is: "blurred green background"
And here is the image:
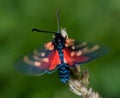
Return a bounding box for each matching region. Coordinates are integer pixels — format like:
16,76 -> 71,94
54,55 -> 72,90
0,0 -> 120,98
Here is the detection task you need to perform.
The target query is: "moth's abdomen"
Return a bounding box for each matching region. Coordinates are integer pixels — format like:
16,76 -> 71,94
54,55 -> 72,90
58,63 -> 70,83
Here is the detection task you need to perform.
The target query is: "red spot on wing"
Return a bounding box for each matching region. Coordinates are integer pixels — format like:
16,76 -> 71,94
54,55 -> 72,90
39,50 -> 60,71
63,49 -> 73,66
63,48 -> 89,66
48,50 -> 61,70
37,50 -> 60,71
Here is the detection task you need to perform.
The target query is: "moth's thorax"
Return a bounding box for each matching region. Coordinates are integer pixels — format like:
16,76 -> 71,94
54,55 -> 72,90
54,33 -> 66,50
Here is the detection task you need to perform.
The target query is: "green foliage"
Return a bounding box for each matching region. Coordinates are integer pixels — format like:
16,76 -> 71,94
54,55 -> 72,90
0,0 -> 120,98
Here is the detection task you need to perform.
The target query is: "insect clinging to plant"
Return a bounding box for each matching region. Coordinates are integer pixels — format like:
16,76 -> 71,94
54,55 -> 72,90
17,11 -> 107,83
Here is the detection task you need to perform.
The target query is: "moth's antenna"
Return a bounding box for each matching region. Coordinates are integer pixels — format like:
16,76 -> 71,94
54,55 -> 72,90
32,28 -> 56,34
56,10 -> 61,33
32,11 -> 61,34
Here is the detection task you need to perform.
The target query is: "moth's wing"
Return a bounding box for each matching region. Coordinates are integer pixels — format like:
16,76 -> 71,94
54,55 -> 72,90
63,40 -> 108,66
16,42 -> 61,75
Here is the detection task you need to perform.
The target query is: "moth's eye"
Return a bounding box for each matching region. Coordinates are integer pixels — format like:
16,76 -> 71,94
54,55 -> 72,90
61,29 -> 68,38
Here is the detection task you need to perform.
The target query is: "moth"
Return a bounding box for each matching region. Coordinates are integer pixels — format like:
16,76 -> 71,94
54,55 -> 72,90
17,11 -> 107,83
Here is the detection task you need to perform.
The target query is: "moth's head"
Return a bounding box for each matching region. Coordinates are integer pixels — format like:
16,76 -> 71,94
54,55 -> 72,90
52,28 -> 68,39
